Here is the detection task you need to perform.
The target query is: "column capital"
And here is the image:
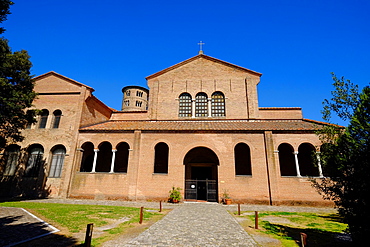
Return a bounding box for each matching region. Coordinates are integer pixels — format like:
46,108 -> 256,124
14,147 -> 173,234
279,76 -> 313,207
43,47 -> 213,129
94,148 -> 99,152
293,151 -> 299,155
112,149 -> 117,152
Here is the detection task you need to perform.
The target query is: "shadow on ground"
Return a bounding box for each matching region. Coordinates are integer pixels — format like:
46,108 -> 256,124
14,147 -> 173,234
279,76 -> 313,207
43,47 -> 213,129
0,214 -> 79,247
263,221 -> 353,247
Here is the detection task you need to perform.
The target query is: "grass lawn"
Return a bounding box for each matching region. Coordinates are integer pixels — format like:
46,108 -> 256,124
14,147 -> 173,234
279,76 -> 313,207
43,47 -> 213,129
0,201 -> 166,246
235,211 -> 352,247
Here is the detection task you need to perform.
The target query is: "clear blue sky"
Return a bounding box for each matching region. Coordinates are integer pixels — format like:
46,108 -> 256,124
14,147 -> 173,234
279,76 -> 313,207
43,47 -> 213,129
3,0 -> 370,124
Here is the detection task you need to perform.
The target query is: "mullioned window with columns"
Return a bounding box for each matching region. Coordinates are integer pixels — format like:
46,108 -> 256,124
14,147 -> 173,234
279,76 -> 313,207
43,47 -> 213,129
178,91 -> 226,118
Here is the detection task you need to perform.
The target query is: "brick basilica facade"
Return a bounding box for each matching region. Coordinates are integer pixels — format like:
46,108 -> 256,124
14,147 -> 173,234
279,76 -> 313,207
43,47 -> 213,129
0,54 -> 330,205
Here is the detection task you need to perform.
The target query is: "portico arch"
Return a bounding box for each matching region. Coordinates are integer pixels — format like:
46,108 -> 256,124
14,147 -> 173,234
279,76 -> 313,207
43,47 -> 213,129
183,147 -> 219,202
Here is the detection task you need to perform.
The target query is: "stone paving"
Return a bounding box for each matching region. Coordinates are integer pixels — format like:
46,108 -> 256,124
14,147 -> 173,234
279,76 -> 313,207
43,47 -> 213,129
123,202 -> 258,247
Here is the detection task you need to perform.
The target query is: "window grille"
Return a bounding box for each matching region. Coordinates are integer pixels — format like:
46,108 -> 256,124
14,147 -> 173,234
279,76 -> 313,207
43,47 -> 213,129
4,145 -> 20,176
211,92 -> 225,117
25,145 -> 44,177
195,93 -> 208,117
49,147 -> 66,177
179,93 -> 192,117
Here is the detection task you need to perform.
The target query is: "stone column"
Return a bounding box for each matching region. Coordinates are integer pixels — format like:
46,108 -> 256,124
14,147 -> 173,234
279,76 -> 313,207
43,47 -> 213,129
109,149 -> 117,173
91,149 -> 99,173
316,152 -> 324,178
208,98 -> 212,117
293,151 -> 302,177
192,99 -> 196,118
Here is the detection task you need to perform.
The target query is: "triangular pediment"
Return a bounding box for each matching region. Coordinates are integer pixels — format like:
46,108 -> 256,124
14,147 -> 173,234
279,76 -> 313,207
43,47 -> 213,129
33,71 -> 94,93
146,54 -> 262,80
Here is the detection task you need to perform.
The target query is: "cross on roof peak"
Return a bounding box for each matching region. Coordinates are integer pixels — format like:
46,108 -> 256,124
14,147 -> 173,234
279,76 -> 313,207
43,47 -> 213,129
198,41 -> 205,55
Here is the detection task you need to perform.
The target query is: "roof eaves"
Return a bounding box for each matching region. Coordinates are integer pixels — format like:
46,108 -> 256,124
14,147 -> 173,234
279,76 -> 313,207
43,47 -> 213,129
302,118 -> 344,128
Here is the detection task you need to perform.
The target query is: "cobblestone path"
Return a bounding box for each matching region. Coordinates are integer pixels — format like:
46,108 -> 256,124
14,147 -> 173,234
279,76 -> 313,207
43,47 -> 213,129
124,202 -> 258,247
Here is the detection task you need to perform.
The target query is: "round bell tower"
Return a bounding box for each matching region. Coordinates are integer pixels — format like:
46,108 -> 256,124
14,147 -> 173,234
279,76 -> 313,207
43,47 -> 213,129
121,86 -> 149,111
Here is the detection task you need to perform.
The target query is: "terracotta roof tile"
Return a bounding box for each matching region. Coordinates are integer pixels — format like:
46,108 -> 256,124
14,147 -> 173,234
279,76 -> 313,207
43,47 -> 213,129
80,119 -> 326,132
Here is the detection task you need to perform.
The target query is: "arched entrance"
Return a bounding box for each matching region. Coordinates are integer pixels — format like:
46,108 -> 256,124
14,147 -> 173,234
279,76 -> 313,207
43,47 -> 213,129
183,147 -> 219,202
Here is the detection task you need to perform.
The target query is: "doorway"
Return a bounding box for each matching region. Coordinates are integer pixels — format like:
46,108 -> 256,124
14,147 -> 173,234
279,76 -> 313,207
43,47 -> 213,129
183,147 -> 219,202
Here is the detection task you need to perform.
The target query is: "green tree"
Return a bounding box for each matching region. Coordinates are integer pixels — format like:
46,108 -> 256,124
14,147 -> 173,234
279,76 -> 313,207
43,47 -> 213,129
0,0 -> 37,149
0,0 -> 12,34
314,73 -> 370,244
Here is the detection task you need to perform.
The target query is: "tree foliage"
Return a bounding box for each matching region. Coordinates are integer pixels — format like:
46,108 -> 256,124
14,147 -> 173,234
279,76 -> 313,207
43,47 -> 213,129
0,0 -> 12,34
314,73 -> 370,244
0,0 -> 37,149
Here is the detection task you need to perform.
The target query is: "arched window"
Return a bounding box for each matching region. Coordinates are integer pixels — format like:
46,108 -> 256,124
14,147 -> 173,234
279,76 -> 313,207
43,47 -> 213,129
278,143 -> 296,176
96,142 -> 112,172
211,92 -> 225,117
25,144 -> 44,177
234,143 -> 252,175
179,93 -> 192,117
4,144 -> 20,176
80,142 -> 94,172
114,142 -> 130,173
38,109 -> 49,128
26,110 -> 33,129
298,143 -> 318,176
154,142 -> 169,174
49,145 -> 66,178
195,92 -> 208,117
52,110 -> 62,129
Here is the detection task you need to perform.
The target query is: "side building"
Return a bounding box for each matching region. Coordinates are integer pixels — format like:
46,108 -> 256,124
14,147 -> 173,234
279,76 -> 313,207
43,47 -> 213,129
0,72 -> 112,198
0,54 -> 329,205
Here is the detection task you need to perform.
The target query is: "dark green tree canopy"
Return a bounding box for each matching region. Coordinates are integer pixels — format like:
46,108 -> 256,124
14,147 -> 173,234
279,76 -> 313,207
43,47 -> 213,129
0,0 -> 12,34
314,74 -> 370,244
0,0 -> 37,149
